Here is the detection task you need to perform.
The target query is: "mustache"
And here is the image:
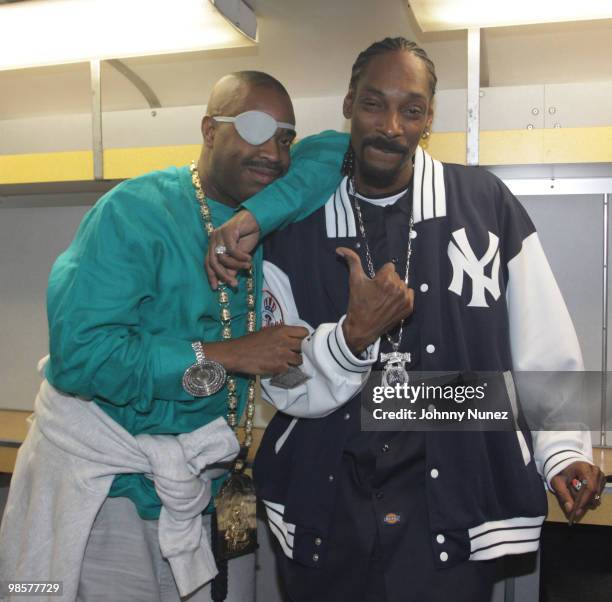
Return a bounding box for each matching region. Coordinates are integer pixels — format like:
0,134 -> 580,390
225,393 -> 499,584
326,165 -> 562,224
362,137 -> 409,154
243,159 -> 283,175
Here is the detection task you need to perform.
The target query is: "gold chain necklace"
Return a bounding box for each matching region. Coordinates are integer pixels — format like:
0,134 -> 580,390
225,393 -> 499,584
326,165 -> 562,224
190,161 -> 256,451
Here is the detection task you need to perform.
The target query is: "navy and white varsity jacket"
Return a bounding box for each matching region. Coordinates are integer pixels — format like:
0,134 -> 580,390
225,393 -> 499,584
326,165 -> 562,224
254,145 -> 592,571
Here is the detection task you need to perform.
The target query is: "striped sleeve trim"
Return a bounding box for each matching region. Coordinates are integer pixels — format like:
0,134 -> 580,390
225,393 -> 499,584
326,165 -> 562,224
325,317 -> 377,374
471,526 -> 542,553
468,515 -> 544,560
469,539 -> 541,561
263,500 -> 296,559
543,449 -> 592,486
469,515 -> 544,539
543,448 -> 589,475
267,520 -> 294,558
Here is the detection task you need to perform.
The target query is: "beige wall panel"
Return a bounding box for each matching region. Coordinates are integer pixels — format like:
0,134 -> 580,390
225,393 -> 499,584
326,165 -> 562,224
544,82 -> 612,128
480,85 -> 545,131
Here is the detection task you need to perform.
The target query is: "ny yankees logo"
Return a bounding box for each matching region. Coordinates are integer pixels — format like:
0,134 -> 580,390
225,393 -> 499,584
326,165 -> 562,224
448,228 -> 501,308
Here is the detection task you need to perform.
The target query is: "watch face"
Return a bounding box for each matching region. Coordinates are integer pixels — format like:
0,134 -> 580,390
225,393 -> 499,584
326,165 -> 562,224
183,359 -> 226,397
191,365 -> 215,384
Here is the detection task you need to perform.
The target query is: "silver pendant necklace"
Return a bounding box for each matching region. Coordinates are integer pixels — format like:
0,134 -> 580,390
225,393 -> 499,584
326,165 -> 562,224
349,178 -> 414,387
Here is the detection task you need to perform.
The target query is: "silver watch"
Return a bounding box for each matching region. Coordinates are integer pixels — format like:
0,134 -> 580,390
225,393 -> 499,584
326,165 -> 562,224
182,341 -> 227,397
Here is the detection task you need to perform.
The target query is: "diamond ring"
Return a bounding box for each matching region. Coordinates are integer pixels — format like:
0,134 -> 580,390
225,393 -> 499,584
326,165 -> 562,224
214,245 -> 227,255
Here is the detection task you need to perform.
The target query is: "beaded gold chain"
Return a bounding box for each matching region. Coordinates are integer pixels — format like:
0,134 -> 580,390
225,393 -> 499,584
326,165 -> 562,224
190,161 -> 256,450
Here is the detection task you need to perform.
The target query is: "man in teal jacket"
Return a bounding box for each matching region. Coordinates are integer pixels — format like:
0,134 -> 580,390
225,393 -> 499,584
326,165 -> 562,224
2,71 -> 312,602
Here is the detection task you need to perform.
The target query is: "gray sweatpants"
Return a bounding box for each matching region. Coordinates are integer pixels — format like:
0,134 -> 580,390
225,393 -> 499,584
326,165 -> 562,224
77,497 -> 255,602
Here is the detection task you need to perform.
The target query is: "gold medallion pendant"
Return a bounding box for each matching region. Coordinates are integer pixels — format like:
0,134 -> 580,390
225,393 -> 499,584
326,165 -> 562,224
213,462 -> 258,561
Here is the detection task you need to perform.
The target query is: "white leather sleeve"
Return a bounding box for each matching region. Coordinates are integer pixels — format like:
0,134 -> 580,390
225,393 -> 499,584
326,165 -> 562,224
260,260 -> 380,418
506,232 -> 593,487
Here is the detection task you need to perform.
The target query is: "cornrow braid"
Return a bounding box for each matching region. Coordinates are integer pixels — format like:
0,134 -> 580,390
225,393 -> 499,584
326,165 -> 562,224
341,145 -> 355,177
348,37 -> 437,98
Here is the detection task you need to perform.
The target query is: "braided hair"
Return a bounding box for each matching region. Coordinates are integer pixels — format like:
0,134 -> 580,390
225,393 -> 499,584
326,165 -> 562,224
342,37 -> 437,176
349,37 -> 437,97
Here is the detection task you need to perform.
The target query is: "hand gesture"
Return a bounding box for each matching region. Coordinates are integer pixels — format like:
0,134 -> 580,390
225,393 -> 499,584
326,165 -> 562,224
337,247 -> 414,355
205,211 -> 261,290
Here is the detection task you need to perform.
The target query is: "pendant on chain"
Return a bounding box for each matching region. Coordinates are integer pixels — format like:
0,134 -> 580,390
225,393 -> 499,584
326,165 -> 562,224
380,350 -> 412,387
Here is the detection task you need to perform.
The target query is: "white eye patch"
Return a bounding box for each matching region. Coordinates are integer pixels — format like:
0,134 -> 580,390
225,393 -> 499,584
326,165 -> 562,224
213,110 -> 295,145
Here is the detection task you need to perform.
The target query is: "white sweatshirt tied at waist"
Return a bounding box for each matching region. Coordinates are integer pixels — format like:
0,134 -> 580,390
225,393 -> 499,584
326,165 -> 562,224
0,358 -> 240,601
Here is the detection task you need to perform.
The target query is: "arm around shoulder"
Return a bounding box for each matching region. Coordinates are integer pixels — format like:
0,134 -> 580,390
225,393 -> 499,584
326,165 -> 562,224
241,130 -> 349,236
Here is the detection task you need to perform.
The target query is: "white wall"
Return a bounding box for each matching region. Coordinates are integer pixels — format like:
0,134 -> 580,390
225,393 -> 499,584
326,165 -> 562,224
0,203 -> 91,409
2,81 -> 612,155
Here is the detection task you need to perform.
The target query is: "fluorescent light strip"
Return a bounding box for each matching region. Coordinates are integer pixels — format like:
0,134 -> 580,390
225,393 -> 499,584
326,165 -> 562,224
0,0 -> 256,71
410,0 -> 612,31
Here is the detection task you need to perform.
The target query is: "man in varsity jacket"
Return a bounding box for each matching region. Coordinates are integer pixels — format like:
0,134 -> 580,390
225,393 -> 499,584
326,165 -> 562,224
206,39 -> 605,601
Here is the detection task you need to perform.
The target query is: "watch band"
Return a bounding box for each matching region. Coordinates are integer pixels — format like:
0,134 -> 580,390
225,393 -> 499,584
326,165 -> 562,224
193,341 -> 206,364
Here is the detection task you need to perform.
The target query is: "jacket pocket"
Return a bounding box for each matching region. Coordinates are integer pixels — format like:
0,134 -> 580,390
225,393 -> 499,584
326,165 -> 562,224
515,430 -> 532,466
275,417 -> 298,454
503,371 -> 532,466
